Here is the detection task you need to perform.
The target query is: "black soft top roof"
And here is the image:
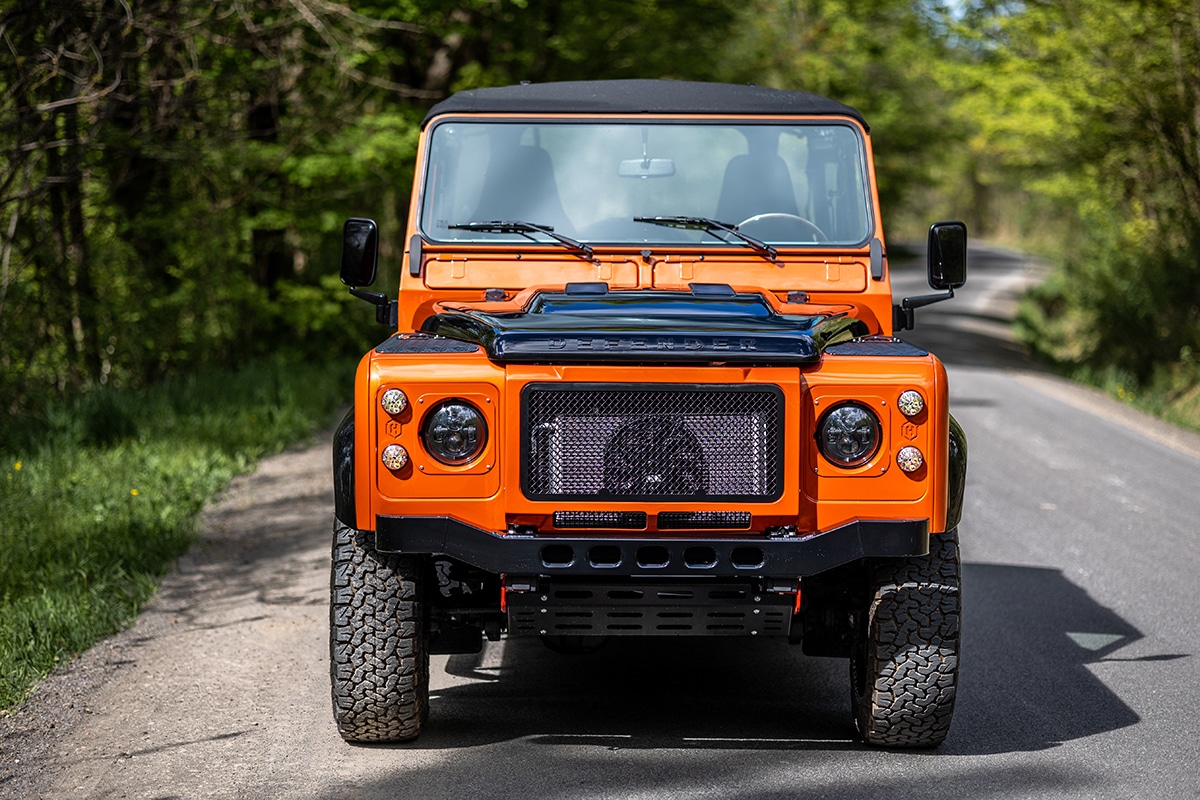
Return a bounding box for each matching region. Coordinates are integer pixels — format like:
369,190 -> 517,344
422,79 -> 868,130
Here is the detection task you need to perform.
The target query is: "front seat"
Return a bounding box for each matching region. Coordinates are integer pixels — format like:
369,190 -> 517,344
472,145 -> 573,234
714,153 -> 800,224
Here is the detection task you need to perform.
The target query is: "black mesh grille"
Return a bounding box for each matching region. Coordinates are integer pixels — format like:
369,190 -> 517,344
522,384 -> 784,502
657,511 -> 752,529
553,511 -> 647,529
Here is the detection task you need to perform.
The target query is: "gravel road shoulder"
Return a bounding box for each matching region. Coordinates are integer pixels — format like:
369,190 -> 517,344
1,433 -> 338,799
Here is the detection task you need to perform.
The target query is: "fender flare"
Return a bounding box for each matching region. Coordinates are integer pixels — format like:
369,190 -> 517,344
946,413 -> 968,531
333,408 -> 356,529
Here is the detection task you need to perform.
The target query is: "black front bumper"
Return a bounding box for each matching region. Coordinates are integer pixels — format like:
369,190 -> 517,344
374,516 -> 929,579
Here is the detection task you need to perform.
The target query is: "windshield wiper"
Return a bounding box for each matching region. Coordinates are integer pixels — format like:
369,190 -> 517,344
448,220 -> 595,261
633,215 -> 778,262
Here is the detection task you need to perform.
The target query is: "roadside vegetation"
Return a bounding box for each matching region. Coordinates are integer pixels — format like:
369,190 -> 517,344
0,359 -> 352,709
1,0 -> 1198,708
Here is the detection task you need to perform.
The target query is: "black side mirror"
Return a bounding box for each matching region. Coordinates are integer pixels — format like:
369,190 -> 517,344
894,221 -> 968,331
339,217 -> 395,327
928,221 -> 967,290
340,217 -> 379,287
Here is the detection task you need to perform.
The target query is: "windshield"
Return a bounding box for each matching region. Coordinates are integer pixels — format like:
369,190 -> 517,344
420,120 -> 873,248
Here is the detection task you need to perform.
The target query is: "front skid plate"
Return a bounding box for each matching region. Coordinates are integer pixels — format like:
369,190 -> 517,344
374,516 -> 929,579
507,579 -> 794,637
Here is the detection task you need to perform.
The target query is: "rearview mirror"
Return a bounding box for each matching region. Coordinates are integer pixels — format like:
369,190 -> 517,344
927,221 -> 967,290
340,217 -> 379,287
618,158 -> 676,178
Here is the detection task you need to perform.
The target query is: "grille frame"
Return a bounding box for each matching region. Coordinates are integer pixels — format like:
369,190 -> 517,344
520,382 -> 786,503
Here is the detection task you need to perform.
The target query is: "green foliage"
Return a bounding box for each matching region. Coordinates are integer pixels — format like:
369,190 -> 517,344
978,0 -> 1200,404
0,0 -> 412,415
719,0 -> 961,226
0,357 -> 353,709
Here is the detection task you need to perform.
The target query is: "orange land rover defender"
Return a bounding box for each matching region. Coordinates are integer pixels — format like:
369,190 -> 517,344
330,80 -> 968,748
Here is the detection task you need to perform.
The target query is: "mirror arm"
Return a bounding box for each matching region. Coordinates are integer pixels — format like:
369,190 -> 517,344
349,287 -> 397,327
893,288 -> 954,332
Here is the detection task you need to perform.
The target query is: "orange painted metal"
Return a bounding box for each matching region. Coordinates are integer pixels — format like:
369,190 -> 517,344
353,346 -> 952,538
351,110 -> 950,542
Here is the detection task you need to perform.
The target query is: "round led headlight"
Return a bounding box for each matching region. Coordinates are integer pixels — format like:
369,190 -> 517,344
896,445 -> 924,473
897,390 -> 925,418
816,402 -> 882,467
381,444 -> 409,470
381,388 -> 408,415
422,400 -> 487,465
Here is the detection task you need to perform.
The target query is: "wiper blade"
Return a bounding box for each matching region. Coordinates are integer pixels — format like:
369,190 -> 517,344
448,220 -> 595,261
633,215 -> 778,262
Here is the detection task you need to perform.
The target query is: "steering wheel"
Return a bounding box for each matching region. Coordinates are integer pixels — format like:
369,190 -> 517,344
737,213 -> 827,243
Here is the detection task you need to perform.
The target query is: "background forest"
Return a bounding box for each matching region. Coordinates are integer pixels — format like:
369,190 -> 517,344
2,0 -> 1200,423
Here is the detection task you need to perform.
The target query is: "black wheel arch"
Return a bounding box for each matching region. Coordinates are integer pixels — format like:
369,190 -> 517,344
946,413 -> 968,532
333,407 -> 357,529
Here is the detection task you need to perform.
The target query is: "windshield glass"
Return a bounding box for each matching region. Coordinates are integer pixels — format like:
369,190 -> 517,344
420,120 -> 872,247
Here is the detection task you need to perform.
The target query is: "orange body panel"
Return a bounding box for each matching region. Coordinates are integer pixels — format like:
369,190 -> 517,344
353,347 -> 951,538
351,109 -> 951,543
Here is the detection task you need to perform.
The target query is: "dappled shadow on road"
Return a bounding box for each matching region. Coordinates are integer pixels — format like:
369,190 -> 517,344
892,243 -> 1047,370
903,310 -> 1041,370
122,439 -> 336,637
334,563 -> 1162,799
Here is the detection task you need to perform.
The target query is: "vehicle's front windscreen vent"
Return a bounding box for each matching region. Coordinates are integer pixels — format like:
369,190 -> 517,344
522,384 -> 784,502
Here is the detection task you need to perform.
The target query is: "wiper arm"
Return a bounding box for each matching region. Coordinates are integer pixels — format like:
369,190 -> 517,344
448,220 -> 595,261
633,215 -> 778,262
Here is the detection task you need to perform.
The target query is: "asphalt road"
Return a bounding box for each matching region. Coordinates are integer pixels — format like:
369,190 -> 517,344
4,244 -> 1199,799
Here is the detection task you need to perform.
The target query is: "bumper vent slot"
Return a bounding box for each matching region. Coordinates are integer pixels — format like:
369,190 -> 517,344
553,511 -> 647,529
522,383 -> 784,502
657,511 -> 752,529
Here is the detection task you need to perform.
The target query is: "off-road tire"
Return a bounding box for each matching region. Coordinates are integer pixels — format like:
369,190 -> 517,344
850,528 -> 961,748
330,519 -> 429,743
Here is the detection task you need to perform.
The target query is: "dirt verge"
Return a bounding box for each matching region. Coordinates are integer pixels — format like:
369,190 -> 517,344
1,433 -> 337,799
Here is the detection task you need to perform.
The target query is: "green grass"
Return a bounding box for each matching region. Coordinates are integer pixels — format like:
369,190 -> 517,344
1069,362 -> 1200,436
0,357 -> 354,710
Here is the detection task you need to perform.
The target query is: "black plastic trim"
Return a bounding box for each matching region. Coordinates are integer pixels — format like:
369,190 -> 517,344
332,408 -> 356,529
419,290 -> 822,366
824,335 -> 928,357
508,579 -> 794,637
375,333 -> 482,355
946,413 -> 968,532
374,516 -> 930,579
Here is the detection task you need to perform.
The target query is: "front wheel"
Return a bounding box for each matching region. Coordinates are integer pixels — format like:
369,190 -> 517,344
330,519 -> 429,743
850,528 -> 961,748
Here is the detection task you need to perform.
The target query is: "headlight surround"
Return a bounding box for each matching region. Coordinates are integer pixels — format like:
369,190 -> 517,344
422,399 -> 488,465
816,402 -> 882,468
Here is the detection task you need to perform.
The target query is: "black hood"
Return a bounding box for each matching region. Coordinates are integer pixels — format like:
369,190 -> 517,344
421,290 -> 868,365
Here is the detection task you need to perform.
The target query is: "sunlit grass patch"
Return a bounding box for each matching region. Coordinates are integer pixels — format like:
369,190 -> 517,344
0,357 -> 352,710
